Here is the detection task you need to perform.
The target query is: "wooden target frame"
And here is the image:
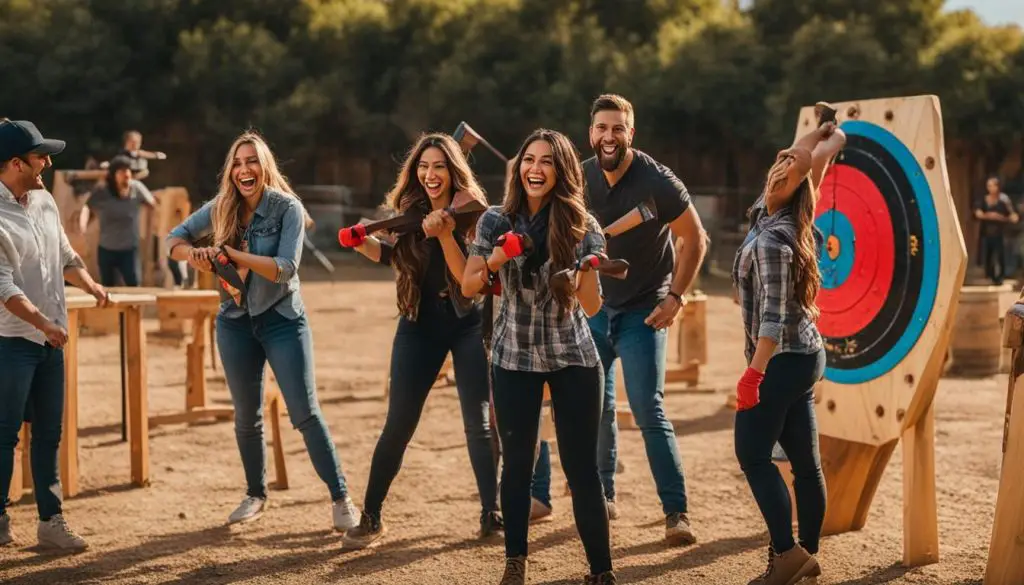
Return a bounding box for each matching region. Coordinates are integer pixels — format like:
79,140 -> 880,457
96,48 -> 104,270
791,95 -> 967,566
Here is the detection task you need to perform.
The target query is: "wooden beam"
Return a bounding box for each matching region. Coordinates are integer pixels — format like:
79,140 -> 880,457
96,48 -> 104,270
902,402 -> 939,566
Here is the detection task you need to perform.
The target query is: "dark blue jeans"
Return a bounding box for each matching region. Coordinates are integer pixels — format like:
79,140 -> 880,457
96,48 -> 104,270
0,336 -> 65,520
97,246 -> 139,287
363,300 -> 497,516
216,309 -> 349,501
589,306 -> 688,514
734,349 -> 827,555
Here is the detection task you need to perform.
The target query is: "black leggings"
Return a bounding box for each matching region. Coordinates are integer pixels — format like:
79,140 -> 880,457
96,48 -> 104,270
983,235 -> 1006,284
492,364 -> 611,574
363,300 -> 498,516
734,349 -> 826,554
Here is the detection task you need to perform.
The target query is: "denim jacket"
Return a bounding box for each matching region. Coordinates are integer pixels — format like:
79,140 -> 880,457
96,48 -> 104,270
167,188 -> 305,320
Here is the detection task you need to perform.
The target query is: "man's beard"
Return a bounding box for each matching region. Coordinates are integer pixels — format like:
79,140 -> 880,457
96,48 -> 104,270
593,141 -> 627,172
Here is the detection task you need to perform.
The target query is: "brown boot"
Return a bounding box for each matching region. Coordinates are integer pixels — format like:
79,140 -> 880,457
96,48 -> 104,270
748,544 -> 820,585
584,570 -> 617,584
499,556 -> 528,585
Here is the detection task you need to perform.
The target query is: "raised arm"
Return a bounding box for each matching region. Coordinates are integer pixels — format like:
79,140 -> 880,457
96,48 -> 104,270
810,126 -> 846,190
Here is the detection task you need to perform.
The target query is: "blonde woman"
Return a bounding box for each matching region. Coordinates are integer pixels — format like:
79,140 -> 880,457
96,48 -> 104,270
166,131 -> 359,531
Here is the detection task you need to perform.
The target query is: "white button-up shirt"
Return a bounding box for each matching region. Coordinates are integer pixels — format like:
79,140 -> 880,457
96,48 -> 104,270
0,180 -> 84,345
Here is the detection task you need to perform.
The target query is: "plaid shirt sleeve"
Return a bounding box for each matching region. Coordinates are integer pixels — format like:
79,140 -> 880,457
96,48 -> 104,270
754,232 -> 793,343
470,207 -> 505,258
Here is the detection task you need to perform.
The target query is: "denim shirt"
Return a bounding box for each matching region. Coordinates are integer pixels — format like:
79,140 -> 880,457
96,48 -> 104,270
167,188 -> 305,320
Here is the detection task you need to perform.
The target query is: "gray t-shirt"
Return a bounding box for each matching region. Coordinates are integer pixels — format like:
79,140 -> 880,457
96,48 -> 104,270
87,179 -> 155,251
583,149 -> 691,311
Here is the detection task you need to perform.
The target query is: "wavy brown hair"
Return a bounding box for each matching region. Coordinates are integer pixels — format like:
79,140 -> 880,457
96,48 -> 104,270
384,133 -> 487,319
502,129 -> 588,318
786,179 -> 821,321
211,131 -> 312,248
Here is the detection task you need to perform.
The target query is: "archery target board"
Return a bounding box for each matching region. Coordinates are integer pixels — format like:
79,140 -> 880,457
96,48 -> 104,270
795,95 -> 967,446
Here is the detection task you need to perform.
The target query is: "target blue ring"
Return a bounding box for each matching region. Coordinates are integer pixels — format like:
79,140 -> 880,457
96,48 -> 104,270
815,210 -> 855,289
825,120 -> 940,385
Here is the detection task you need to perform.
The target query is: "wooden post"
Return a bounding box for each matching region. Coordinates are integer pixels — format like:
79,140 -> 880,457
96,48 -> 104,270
186,312 -> 211,410
61,308 -> 81,497
902,401 -> 939,566
680,293 -> 708,366
125,306 -> 150,487
985,299 -> 1024,584
269,390 -> 289,490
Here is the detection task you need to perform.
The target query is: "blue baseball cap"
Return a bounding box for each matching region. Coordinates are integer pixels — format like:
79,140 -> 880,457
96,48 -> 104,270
0,120 -> 66,162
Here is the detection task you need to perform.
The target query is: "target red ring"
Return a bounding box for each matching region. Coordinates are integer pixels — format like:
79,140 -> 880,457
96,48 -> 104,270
815,164 -> 895,339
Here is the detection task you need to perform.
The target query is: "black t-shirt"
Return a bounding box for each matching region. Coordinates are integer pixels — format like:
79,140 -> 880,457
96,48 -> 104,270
975,192 -> 1015,238
583,149 -> 691,311
379,236 -> 457,300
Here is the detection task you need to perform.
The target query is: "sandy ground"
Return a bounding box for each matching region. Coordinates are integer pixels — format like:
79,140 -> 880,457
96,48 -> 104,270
0,261 -> 1005,584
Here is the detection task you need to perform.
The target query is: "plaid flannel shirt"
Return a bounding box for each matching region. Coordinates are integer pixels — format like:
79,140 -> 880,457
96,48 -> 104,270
471,206 -> 604,373
732,207 -> 823,364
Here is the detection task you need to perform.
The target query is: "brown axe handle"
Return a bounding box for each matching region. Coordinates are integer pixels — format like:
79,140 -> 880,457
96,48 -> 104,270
603,199 -> 657,238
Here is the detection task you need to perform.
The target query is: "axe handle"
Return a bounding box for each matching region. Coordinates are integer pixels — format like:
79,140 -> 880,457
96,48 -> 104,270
603,207 -> 644,238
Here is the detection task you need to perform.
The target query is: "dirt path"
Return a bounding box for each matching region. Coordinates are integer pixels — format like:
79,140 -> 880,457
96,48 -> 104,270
0,269 -> 1001,584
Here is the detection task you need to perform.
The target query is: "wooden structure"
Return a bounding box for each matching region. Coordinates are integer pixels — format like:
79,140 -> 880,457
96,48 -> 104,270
786,96 -> 966,567
985,293 -> 1024,584
949,284 -> 1015,376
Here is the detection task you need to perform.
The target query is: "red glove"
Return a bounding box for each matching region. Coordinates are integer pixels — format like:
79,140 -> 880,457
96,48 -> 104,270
735,367 -> 765,411
338,224 -> 367,248
578,254 -> 601,271
496,231 -> 525,259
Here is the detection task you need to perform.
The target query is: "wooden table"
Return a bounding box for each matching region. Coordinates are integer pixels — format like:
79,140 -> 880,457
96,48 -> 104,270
65,287 -> 157,492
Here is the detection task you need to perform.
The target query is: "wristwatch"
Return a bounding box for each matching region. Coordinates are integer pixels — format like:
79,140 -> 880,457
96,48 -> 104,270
667,290 -> 684,304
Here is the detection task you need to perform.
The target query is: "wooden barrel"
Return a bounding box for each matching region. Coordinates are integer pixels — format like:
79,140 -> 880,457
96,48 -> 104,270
950,284 -> 1014,376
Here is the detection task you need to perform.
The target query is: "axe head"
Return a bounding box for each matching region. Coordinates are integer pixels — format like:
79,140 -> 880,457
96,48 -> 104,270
453,122 -> 481,154
815,101 -> 837,125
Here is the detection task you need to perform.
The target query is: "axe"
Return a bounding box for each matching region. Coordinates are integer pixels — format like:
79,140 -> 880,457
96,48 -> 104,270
550,255 -> 630,296
453,121 -> 508,163
815,101 -> 838,125
603,197 -> 658,238
213,248 -> 249,309
339,191 -> 488,245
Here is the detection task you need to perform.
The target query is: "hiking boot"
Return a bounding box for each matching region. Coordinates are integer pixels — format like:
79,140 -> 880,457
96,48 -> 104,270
480,510 -> 505,537
227,496 -> 266,525
585,570 -> 617,584
530,498 -> 553,523
665,512 -> 697,545
343,511 -> 386,549
499,556 -> 528,585
37,514 -> 88,551
748,543 -> 821,585
605,499 -> 620,521
333,496 -> 360,532
0,513 -> 13,546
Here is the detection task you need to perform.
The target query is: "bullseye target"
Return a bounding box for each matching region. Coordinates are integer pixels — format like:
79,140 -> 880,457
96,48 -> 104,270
814,120 -> 941,385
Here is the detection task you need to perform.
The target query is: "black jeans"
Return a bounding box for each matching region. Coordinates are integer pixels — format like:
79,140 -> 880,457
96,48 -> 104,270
97,246 -> 139,287
363,299 -> 498,516
983,235 -> 1006,284
734,348 -> 826,555
493,364 -> 611,575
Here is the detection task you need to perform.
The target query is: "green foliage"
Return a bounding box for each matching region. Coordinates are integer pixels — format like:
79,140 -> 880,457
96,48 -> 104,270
0,0 -> 1021,199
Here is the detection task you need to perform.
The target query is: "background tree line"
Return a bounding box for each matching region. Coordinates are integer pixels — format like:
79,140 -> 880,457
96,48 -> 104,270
2,0 -> 1022,224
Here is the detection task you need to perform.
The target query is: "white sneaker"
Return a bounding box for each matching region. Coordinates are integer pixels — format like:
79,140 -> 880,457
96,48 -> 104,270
1,513 -> 14,546
333,497 -> 360,532
37,514 -> 88,551
227,496 -> 267,525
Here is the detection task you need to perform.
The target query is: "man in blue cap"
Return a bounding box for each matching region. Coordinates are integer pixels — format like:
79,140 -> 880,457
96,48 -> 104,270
0,118 -> 110,551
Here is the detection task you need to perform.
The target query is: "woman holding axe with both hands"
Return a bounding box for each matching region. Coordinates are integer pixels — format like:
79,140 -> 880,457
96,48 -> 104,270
166,131 -> 360,533
337,133 -> 503,547
462,129 -> 616,585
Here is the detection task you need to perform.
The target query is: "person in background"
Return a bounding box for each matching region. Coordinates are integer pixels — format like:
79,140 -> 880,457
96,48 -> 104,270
0,118 -> 111,551
974,176 -> 1018,285
116,130 -> 166,183
78,155 -> 155,287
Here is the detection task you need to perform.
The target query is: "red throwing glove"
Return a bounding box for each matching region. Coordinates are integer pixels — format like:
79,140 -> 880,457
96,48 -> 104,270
338,224 -> 367,248
496,231 -> 525,259
735,367 -> 765,411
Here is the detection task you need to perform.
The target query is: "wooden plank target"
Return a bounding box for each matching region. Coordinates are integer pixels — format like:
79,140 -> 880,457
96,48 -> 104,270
791,95 -> 967,564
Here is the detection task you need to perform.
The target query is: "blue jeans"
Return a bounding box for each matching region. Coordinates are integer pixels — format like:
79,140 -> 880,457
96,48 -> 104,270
530,440 -> 551,507
735,349 -> 826,554
216,309 -> 348,501
97,246 -> 139,287
590,306 -> 688,515
0,337 -> 65,520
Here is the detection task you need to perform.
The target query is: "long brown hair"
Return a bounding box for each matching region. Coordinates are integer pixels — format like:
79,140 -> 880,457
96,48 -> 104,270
211,131 -> 312,247
788,179 -> 821,321
384,133 -> 487,319
502,129 -> 588,317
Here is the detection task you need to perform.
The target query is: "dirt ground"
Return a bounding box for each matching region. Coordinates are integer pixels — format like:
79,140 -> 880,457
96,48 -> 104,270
0,260 -> 1005,584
